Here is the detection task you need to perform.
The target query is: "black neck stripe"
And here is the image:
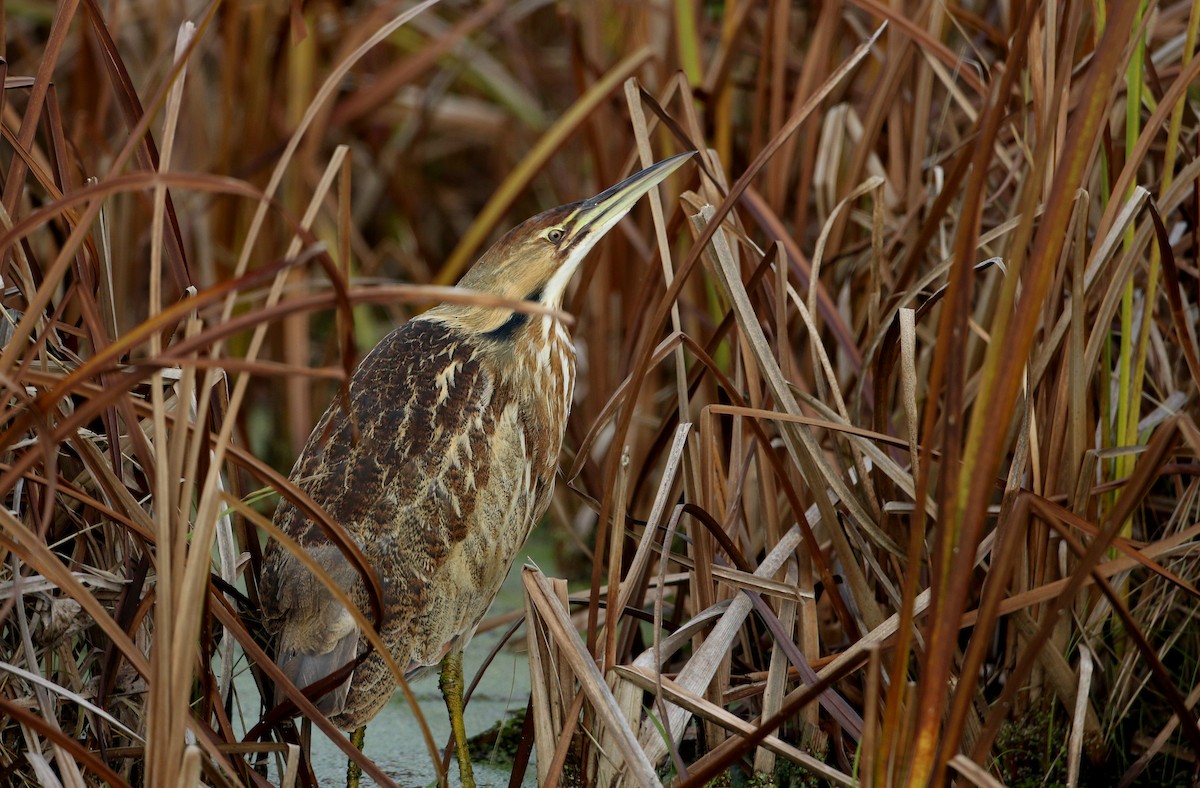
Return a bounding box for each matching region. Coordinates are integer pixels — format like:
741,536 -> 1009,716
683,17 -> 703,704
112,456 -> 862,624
483,288 -> 542,342
484,310 -> 529,341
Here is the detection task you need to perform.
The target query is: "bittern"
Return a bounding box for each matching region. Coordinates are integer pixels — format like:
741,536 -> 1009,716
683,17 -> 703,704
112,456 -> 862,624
260,152 -> 693,786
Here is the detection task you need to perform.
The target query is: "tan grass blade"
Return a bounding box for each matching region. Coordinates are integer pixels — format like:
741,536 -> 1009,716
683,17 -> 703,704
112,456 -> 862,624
691,203 -> 887,625
752,563 -> 800,775
899,307 -> 920,463
612,423 -> 692,620
281,744 -> 301,788
611,424 -> 692,767
948,754 -> 1006,788
145,23 -> 195,783
524,574 -> 559,786
1066,644 -> 1095,788
7,566 -> 85,788
625,79 -> 691,427
636,526 -> 800,765
522,566 -> 661,786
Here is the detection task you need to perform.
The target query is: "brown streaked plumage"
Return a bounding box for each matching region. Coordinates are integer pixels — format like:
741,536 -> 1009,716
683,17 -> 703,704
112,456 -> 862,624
260,152 -> 693,786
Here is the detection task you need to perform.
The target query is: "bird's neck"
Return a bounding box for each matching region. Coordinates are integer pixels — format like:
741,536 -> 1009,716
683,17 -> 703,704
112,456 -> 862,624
520,317 -> 577,442
408,310 -> 576,480
418,307 -> 574,365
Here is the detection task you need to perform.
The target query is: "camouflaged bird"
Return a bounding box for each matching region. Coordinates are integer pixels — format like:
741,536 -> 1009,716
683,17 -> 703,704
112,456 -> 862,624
259,152 -> 693,785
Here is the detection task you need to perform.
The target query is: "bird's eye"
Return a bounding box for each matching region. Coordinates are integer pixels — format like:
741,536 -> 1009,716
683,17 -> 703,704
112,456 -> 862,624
547,228 -> 564,243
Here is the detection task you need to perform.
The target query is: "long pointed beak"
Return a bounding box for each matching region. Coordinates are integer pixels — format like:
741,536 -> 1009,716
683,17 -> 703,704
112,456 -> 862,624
563,151 -> 695,250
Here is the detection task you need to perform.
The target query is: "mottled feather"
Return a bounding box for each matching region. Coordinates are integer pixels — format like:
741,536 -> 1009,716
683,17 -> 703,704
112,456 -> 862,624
261,314 -> 572,728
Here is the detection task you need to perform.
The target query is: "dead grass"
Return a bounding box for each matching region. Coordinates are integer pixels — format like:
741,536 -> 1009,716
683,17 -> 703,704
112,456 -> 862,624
1,1 -> 1199,786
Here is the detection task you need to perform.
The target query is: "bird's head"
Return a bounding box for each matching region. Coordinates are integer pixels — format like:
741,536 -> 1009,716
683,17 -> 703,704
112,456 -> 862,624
433,152 -> 694,338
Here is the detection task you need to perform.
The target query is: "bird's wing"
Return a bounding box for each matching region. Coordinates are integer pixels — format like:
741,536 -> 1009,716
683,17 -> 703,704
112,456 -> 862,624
264,544 -> 361,713
261,318 -> 518,707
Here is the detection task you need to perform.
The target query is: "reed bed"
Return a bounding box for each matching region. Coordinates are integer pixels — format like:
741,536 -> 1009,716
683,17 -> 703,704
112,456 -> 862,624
1,1 -> 1198,786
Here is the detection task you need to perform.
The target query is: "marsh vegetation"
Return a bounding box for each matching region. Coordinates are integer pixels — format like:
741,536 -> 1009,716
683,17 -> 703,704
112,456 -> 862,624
1,1 -> 1198,786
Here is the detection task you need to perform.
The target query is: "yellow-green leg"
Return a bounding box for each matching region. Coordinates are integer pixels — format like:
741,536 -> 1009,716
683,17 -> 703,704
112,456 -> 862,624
439,648 -> 476,788
346,724 -> 366,788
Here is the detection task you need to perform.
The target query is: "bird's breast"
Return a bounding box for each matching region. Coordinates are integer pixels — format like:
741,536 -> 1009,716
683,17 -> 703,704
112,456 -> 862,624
497,317 -> 576,516
529,318 -> 577,443
416,319 -> 575,654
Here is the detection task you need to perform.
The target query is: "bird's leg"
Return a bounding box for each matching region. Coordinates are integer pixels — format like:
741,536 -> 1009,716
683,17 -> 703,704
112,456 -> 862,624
438,648 -> 476,788
345,725 -> 366,788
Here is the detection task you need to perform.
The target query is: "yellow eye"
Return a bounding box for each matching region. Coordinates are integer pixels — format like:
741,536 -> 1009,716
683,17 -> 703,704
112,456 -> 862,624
547,228 -> 564,243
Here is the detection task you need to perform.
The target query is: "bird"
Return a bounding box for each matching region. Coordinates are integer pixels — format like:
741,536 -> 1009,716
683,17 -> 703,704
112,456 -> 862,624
259,151 -> 694,787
